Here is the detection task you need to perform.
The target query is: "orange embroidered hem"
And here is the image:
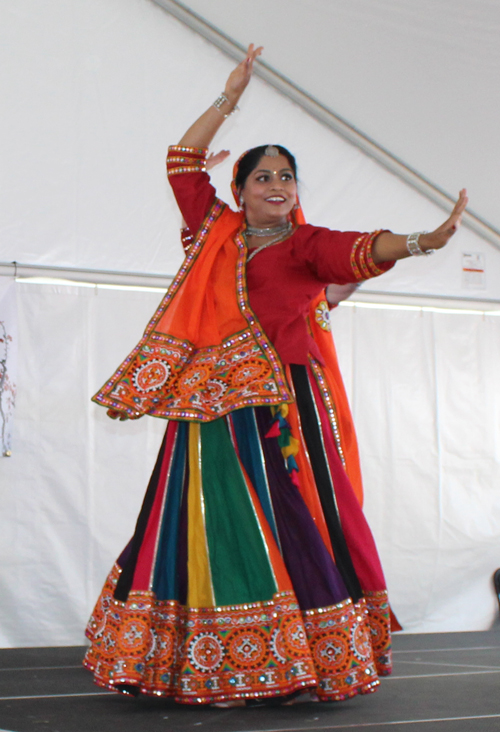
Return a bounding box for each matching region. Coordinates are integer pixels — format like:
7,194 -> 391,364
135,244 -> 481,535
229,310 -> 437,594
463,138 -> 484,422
84,565 -> 391,704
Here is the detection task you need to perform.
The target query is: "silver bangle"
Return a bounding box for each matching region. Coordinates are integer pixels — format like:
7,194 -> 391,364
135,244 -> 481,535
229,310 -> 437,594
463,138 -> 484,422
406,231 -> 434,257
213,92 -> 239,118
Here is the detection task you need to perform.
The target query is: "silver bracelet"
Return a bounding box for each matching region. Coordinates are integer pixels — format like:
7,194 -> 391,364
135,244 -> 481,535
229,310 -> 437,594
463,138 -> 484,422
406,231 -> 434,257
213,92 -> 239,118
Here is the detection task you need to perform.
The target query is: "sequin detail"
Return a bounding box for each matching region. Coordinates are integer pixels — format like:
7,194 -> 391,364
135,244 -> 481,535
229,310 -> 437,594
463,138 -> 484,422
84,565 -> 390,704
308,356 -> 346,467
166,146 -> 208,177
315,300 -> 331,332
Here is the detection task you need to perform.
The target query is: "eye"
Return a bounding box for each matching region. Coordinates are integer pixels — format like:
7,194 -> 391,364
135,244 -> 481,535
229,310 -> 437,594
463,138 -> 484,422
256,173 -> 270,182
281,172 -> 294,181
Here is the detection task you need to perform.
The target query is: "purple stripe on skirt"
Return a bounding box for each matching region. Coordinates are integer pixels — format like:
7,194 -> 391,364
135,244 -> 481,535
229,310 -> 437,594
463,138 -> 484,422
254,407 -> 349,610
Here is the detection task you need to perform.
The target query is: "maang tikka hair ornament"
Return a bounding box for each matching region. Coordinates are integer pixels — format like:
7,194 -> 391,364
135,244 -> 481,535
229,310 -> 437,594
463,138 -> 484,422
264,145 -> 280,157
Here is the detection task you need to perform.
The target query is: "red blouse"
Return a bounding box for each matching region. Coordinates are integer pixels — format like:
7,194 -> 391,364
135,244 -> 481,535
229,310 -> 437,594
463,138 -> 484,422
168,151 -> 394,365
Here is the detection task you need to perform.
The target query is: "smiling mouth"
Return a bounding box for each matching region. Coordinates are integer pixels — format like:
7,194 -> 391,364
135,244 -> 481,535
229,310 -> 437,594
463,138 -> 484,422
265,196 -> 286,203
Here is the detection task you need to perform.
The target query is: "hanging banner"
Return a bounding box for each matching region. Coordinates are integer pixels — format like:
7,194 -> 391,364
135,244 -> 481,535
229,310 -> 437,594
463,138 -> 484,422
0,280 -> 17,456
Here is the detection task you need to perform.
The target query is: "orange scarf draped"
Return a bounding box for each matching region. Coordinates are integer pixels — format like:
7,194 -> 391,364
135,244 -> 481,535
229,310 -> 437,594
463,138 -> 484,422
92,198 -> 293,422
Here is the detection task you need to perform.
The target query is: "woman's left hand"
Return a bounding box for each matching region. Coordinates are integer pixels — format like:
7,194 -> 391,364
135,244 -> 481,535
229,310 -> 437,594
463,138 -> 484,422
372,189 -> 469,263
420,188 -> 468,252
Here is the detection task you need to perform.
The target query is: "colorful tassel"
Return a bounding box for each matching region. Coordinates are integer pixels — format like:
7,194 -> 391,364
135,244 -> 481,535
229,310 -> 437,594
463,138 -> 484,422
267,405 -> 300,479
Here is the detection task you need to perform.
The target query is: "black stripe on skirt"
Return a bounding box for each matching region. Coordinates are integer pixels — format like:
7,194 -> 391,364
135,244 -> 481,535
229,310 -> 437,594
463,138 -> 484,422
289,363 -> 363,602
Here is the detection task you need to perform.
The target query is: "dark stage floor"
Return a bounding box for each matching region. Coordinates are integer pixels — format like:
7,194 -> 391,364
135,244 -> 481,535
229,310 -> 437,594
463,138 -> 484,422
1,630 -> 500,732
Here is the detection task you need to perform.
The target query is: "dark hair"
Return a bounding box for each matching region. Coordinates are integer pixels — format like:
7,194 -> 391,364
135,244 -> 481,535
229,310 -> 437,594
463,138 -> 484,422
234,145 -> 297,189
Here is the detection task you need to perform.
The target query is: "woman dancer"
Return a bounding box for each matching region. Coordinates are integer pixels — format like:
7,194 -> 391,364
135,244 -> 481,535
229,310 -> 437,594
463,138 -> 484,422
84,45 -> 467,705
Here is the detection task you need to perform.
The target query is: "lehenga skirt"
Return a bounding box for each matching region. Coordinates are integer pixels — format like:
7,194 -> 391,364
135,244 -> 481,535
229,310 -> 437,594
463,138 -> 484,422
84,362 -> 393,704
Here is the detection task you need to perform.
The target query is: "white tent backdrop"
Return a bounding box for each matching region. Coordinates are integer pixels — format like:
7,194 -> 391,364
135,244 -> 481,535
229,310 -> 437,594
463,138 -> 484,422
2,0 -> 500,298
1,0 -> 500,646
1,282 -> 499,647
177,0 -> 500,239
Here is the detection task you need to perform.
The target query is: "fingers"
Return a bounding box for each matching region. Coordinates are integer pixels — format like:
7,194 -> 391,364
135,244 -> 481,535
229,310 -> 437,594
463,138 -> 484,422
423,188 -> 469,251
245,43 -> 263,68
206,149 -> 230,171
246,43 -> 263,59
207,150 -> 230,159
436,189 -> 468,233
448,188 -> 468,231
453,188 -> 468,213
212,149 -> 230,160
225,45 -> 262,98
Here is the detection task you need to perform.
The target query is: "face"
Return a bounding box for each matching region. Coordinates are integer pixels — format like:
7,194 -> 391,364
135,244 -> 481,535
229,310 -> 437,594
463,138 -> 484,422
239,154 -> 297,227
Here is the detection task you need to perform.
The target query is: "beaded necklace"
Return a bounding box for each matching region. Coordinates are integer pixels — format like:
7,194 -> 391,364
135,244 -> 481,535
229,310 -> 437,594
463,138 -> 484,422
244,226 -> 295,263
245,221 -> 292,238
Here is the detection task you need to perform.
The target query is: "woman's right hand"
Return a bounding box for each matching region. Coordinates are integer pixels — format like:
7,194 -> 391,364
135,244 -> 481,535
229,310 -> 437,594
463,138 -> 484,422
224,44 -> 263,104
178,44 -> 262,150
206,149 -> 230,170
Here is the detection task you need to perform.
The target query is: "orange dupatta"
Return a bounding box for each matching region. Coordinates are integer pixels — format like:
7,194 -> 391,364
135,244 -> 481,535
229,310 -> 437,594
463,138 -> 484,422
290,203 -> 364,506
92,198 -> 293,422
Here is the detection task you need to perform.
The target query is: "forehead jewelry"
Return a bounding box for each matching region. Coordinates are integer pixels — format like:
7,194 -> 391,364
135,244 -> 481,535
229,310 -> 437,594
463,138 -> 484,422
265,145 -> 280,157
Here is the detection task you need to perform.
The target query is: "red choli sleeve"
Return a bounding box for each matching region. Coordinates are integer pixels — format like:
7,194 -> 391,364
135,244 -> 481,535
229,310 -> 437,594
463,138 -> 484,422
166,145 -> 217,236
291,225 -> 395,284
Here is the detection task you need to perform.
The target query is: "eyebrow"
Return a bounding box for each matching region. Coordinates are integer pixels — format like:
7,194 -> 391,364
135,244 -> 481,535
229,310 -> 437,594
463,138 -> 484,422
254,168 -> 294,174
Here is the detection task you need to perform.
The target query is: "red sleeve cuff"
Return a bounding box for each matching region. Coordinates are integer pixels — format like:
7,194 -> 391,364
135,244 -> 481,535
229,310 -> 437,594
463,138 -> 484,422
167,145 -> 208,177
350,230 -> 395,281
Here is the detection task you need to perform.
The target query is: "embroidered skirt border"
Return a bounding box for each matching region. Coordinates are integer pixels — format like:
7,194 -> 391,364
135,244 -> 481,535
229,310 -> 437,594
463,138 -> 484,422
84,565 -> 390,704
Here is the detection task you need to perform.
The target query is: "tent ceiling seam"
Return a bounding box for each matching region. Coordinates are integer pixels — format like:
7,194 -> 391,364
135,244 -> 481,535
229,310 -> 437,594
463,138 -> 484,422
152,0 -> 500,251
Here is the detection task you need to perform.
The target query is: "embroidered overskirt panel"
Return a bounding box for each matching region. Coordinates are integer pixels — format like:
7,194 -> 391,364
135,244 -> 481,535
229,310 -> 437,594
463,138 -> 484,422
84,363 -> 392,705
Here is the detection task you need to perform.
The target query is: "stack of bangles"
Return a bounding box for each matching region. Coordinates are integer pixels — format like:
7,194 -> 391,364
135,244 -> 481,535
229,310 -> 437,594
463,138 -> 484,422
406,231 -> 434,256
213,92 -> 239,118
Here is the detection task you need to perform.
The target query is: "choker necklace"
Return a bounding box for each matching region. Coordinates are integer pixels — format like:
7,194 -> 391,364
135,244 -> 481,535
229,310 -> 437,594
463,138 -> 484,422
245,221 -> 292,238
244,225 -> 295,263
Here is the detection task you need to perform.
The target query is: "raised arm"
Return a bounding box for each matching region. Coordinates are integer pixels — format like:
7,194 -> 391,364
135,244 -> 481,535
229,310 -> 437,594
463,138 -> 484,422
179,150 -> 231,249
372,188 -> 468,263
178,44 -> 263,149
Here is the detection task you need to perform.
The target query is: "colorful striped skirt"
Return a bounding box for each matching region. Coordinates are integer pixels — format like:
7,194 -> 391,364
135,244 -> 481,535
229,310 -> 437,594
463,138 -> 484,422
84,362 -> 393,704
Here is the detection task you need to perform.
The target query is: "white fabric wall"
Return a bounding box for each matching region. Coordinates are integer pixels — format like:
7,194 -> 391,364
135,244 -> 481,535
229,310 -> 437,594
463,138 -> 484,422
1,281 -> 499,647
1,282 -> 166,646
333,303 -> 500,632
0,281 -> 17,456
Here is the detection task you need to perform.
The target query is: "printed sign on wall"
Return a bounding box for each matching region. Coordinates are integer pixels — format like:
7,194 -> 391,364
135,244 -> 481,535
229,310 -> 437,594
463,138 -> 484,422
462,253 -> 486,290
